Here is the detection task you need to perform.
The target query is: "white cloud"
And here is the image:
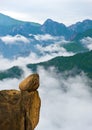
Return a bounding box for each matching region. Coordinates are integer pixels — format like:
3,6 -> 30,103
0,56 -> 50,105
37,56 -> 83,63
36,41 -> 74,56
0,50 -> 73,71
0,65 -> 92,130
0,35 -> 74,71
33,34 -> 58,41
0,78 -> 20,90
81,37 -> 92,50
0,53 -> 38,71
35,67 -> 92,130
0,35 -> 30,44
0,52 -> 55,71
33,34 -> 68,42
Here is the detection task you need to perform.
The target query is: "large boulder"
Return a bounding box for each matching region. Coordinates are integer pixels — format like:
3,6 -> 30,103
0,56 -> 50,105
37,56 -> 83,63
0,74 -> 41,130
19,74 -> 39,92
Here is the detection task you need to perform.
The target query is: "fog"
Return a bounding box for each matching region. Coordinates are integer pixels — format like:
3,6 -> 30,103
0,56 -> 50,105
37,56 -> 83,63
36,42 -> 73,56
0,64 -> 92,130
0,34 -> 30,44
36,67 -> 92,130
0,34 -> 74,71
0,34 -> 74,60
81,37 -> 92,50
33,34 -> 57,41
0,51 -> 73,71
0,34 -> 92,130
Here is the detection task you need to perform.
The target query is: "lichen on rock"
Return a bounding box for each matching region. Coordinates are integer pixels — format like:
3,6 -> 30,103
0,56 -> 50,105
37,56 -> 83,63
0,73 -> 41,130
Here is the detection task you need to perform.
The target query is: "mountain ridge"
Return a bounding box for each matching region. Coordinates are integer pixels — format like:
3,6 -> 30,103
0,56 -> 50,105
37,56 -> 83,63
0,13 -> 41,26
27,50 -> 92,78
0,51 -> 92,80
0,13 -> 92,39
0,13 -> 92,59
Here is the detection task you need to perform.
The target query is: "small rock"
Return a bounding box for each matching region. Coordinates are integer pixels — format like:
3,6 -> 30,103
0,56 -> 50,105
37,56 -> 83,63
19,74 -> 39,92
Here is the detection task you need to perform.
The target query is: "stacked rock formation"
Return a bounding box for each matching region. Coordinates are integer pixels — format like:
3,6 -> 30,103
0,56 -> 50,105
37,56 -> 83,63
0,74 -> 41,130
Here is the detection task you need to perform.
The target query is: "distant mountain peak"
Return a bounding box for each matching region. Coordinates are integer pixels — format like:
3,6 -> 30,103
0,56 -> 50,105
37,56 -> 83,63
83,19 -> 92,23
43,18 -> 58,26
43,18 -> 65,26
44,18 -> 53,23
0,13 -> 92,39
69,19 -> 92,33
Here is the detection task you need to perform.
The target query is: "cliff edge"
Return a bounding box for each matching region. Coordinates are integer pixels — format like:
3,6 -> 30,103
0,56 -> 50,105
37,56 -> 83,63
0,74 -> 41,130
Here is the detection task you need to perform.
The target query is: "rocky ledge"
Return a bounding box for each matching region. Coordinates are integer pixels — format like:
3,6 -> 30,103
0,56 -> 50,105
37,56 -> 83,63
0,74 -> 41,130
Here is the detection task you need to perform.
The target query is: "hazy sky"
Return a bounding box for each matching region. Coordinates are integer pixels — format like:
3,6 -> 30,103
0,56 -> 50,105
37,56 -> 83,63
0,0 -> 92,25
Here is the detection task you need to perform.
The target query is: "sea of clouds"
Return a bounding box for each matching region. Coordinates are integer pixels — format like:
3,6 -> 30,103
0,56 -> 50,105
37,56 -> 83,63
0,34 -> 92,130
0,56 -> 92,130
0,34 -> 92,60
36,67 -> 92,130
0,64 -> 92,130
0,34 -> 74,59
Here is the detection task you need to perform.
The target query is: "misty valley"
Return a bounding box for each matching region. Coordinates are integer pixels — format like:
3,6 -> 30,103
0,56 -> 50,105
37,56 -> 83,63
0,13 -> 92,130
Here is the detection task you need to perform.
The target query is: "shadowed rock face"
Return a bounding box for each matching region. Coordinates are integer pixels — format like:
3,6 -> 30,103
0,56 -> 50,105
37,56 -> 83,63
0,74 -> 41,130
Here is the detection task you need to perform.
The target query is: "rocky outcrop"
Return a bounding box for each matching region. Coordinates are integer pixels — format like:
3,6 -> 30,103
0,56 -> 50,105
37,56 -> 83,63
0,74 -> 41,130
